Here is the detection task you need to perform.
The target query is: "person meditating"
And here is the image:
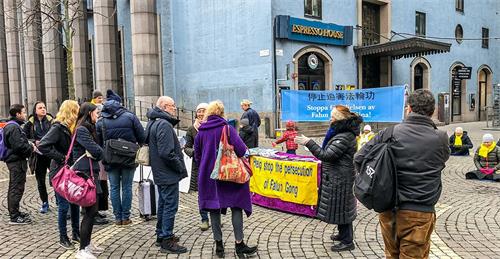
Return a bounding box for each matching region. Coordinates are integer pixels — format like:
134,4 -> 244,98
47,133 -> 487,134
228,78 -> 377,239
449,127 -> 473,156
466,133 -> 500,181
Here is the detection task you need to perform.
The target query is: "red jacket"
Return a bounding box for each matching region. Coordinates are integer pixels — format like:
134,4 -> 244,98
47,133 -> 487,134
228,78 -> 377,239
275,130 -> 298,151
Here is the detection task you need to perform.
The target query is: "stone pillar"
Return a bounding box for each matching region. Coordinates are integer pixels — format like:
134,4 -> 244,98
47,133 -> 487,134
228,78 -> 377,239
0,0 -> 10,116
71,0 -> 91,102
93,0 -> 119,94
22,0 -> 45,110
131,0 -> 160,112
4,0 -> 22,105
41,0 -> 63,114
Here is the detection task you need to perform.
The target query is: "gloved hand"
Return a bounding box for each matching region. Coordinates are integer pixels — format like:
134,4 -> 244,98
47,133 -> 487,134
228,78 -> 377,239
295,135 -> 311,145
272,142 -> 277,148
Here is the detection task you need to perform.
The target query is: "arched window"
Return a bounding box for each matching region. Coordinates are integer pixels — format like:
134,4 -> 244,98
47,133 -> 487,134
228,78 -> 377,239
455,24 -> 463,44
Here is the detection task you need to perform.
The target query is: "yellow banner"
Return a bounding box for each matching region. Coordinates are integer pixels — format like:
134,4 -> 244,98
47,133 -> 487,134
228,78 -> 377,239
250,156 -> 319,205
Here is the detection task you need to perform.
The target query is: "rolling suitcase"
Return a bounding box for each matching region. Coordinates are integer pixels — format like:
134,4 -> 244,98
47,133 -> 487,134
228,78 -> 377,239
138,165 -> 159,220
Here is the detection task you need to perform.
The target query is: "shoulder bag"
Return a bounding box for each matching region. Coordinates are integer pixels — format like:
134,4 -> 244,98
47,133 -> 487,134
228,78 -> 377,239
101,119 -> 139,168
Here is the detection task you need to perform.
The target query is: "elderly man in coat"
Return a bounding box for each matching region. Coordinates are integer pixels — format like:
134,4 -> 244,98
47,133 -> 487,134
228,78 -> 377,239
449,127 -> 473,156
146,96 -> 188,254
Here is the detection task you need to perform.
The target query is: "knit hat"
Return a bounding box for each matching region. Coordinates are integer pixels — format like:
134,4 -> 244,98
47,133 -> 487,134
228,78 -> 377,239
106,89 -> 122,103
196,102 -> 209,111
331,108 -> 348,121
240,118 -> 250,126
286,120 -> 295,129
483,134 -> 494,143
363,125 -> 372,132
92,90 -> 103,99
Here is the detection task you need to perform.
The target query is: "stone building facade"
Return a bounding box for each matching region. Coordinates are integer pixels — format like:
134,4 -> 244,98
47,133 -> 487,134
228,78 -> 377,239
0,0 -> 498,131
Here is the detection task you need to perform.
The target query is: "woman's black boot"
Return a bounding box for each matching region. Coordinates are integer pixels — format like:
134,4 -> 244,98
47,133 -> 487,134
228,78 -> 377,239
215,240 -> 224,258
235,241 -> 257,258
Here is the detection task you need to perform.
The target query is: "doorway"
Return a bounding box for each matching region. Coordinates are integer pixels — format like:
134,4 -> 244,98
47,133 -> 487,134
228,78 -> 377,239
478,67 -> 492,121
293,46 -> 332,90
298,53 -> 325,90
414,64 -> 424,90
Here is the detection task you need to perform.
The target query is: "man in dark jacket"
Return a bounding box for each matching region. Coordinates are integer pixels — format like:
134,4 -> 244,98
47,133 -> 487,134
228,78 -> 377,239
96,90 -> 145,226
449,127 -> 473,156
146,96 -> 188,254
354,90 -> 450,258
3,104 -> 34,224
23,101 -> 53,214
240,99 -> 261,147
239,118 -> 257,148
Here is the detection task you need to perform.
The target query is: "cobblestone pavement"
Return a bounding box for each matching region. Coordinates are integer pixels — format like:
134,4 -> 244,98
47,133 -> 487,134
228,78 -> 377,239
1,121 -> 500,258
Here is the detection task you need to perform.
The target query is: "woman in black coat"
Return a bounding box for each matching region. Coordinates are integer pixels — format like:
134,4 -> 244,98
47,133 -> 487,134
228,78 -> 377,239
183,102 -> 210,231
23,101 -> 54,213
296,105 -> 362,252
38,100 -> 81,249
72,102 -> 104,259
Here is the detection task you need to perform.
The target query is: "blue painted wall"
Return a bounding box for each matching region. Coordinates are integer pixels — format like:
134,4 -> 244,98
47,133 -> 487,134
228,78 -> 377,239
391,0 -> 500,97
169,0 -> 274,113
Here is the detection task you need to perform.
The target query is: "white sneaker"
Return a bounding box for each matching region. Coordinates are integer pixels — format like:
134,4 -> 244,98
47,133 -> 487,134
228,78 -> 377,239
75,248 -> 97,259
87,242 -> 104,254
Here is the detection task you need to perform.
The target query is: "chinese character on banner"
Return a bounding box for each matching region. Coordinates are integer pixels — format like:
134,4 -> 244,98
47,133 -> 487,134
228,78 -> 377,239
355,92 -> 365,100
318,93 -> 327,101
346,93 -> 355,100
327,93 -> 335,101
365,91 -> 375,100
336,92 -> 345,101
308,93 -> 318,101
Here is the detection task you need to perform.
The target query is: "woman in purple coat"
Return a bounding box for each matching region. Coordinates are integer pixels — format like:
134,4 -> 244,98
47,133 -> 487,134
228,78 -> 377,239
194,100 -> 257,258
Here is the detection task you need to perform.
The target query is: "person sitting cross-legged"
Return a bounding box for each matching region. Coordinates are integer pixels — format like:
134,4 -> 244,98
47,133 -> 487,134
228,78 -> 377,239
449,127 -> 473,156
465,133 -> 500,182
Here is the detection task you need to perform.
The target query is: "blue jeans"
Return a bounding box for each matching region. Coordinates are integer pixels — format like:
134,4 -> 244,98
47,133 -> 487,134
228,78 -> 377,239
156,183 -> 179,239
200,210 -> 209,222
55,192 -> 80,238
286,149 -> 296,155
108,167 -> 135,221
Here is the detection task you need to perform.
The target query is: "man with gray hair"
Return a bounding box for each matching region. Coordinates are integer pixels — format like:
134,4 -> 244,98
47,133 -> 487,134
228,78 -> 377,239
355,89 -> 450,258
449,127 -> 473,156
146,96 -> 188,254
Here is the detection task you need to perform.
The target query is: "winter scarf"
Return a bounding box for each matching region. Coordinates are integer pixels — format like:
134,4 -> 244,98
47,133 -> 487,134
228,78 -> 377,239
479,142 -> 496,158
454,135 -> 463,146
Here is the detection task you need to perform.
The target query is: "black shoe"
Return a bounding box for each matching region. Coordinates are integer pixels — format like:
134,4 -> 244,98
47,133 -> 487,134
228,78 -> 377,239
19,212 -> 31,219
235,241 -> 257,258
156,236 -> 180,246
72,233 -> 80,243
9,216 -> 31,225
94,217 -> 110,225
215,240 -> 224,258
330,234 -> 340,241
97,212 -> 107,219
160,237 -> 187,254
331,242 -> 355,252
59,236 -> 74,250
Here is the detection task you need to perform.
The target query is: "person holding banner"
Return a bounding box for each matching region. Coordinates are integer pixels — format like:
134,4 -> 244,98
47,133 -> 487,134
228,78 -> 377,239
295,105 -> 362,252
195,100 -> 258,258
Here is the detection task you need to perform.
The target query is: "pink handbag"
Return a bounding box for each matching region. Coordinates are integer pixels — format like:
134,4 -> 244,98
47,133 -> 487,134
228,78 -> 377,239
51,132 -> 97,207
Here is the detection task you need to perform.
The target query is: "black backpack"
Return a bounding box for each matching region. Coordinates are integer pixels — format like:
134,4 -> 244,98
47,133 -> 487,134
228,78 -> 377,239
354,126 -> 398,213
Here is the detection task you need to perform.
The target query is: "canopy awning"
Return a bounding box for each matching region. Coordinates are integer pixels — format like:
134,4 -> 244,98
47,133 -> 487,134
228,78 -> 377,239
354,37 -> 451,60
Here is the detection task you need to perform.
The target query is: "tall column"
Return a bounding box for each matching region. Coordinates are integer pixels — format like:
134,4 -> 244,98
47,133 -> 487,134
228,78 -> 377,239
4,0 -> 22,105
93,0 -> 119,94
41,0 -> 63,114
22,0 -> 45,110
131,0 -> 160,110
71,0 -> 91,101
0,0 -> 10,116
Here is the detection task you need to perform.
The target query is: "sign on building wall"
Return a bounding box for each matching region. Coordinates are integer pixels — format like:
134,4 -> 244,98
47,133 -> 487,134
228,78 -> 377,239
281,86 -> 405,122
275,15 -> 353,46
